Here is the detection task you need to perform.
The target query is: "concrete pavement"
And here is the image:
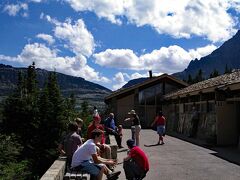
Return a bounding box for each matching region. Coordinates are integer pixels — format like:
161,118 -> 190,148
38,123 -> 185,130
111,129 -> 240,180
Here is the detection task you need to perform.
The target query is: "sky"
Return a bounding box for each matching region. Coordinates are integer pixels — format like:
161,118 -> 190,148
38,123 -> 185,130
0,0 -> 240,90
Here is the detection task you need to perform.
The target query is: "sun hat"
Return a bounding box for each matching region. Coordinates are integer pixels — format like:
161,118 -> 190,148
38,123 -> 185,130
128,109 -> 136,115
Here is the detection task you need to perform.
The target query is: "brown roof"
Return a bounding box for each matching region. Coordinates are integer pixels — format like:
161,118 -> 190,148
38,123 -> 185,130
105,73 -> 188,100
165,70 -> 240,99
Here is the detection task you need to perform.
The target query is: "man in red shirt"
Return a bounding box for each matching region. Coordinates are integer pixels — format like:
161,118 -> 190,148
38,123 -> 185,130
87,116 -> 112,160
123,139 -> 149,180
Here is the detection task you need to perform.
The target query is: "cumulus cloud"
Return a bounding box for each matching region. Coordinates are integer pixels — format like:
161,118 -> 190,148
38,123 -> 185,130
64,0 -> 239,42
112,72 -> 128,90
0,43 -> 109,83
29,0 -> 43,3
64,0 -> 124,24
53,19 -> 95,57
3,3 -> 28,17
94,44 -> 217,74
36,34 -> 55,45
94,49 -> 140,69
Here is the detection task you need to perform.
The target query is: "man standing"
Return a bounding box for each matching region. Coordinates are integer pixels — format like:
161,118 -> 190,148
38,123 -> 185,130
71,129 -> 121,180
123,139 -> 149,180
104,113 -> 123,148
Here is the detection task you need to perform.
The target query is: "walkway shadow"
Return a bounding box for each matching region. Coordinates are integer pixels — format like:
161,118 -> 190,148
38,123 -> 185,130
144,143 -> 162,147
168,132 -> 240,166
209,147 -> 240,166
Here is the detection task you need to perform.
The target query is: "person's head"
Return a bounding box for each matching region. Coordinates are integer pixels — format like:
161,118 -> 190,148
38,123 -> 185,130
126,139 -> 135,149
118,125 -> 122,129
75,118 -> 83,128
109,113 -> 114,118
93,115 -> 101,125
68,122 -> 79,132
91,129 -> 104,142
128,109 -> 136,117
158,111 -> 163,116
93,106 -> 97,110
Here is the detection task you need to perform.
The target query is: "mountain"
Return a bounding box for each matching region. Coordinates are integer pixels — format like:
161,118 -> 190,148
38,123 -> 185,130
123,30 -> 240,88
122,77 -> 148,88
173,30 -> 240,80
0,64 -> 111,110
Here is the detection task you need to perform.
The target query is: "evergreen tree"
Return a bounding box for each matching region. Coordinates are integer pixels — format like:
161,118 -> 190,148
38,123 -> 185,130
210,69 -> 219,78
224,64 -> 232,74
196,69 -> 204,82
187,74 -> 193,84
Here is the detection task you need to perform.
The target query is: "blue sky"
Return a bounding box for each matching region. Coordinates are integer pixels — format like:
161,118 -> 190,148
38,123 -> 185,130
0,0 -> 240,90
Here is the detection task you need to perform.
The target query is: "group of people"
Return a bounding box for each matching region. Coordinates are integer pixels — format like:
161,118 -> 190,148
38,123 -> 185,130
58,107 -> 167,180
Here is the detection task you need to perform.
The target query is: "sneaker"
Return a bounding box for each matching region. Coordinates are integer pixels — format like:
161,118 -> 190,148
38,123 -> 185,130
107,171 -> 121,180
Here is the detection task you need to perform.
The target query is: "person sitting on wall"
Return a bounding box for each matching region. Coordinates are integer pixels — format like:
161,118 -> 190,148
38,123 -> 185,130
104,113 -> 123,148
123,139 -> 149,180
87,116 -> 112,160
71,129 -> 121,180
58,122 -> 83,168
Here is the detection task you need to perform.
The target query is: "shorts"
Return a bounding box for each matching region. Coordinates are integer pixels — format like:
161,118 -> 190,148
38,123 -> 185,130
157,125 -> 165,136
78,161 -> 104,176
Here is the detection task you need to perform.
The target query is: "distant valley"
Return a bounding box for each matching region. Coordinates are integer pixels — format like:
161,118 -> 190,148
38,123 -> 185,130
0,64 -> 111,110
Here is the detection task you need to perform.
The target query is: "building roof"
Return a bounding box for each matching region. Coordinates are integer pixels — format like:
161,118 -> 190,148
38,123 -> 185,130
105,73 -> 188,100
165,70 -> 240,99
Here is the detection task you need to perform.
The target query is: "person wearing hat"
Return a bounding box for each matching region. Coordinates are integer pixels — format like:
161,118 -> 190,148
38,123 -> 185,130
125,110 -> 141,146
123,139 -> 149,180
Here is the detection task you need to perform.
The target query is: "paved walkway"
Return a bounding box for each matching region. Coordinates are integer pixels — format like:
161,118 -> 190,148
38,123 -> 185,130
111,129 -> 240,180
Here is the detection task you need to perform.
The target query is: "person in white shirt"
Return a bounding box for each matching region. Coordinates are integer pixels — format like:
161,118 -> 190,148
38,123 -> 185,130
71,129 -> 121,180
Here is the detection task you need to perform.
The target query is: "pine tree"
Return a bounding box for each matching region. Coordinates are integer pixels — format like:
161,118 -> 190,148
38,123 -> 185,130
224,64 -> 232,74
209,69 -> 219,78
187,74 -> 193,84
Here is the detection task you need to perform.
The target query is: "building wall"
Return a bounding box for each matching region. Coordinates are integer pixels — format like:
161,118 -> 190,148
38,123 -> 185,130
164,102 -> 217,143
216,101 -> 238,145
116,94 -> 134,127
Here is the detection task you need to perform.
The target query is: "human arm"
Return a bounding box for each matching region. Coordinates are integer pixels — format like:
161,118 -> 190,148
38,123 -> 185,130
123,154 -> 131,161
91,154 -> 117,166
151,117 -> 158,127
124,117 -> 131,121
58,143 -> 66,156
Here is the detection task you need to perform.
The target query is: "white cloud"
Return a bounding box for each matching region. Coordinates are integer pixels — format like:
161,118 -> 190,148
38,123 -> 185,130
64,0 -> 124,24
3,3 -> 28,17
53,19 -> 95,57
0,43 -> 109,83
188,44 -> 217,60
94,49 -> 140,69
64,0 -> 239,42
94,44 -> 217,74
112,72 -> 127,90
29,0 -> 43,3
36,34 -> 55,45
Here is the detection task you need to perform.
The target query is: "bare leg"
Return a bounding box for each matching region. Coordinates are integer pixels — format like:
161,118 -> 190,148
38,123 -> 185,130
97,166 -> 104,180
135,131 -> 140,146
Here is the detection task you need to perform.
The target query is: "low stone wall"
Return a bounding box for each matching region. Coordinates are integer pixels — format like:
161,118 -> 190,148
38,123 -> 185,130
40,157 -> 66,180
41,144 -> 117,180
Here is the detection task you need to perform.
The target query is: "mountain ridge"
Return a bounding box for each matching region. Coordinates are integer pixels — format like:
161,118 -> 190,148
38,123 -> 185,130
0,64 -> 111,109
